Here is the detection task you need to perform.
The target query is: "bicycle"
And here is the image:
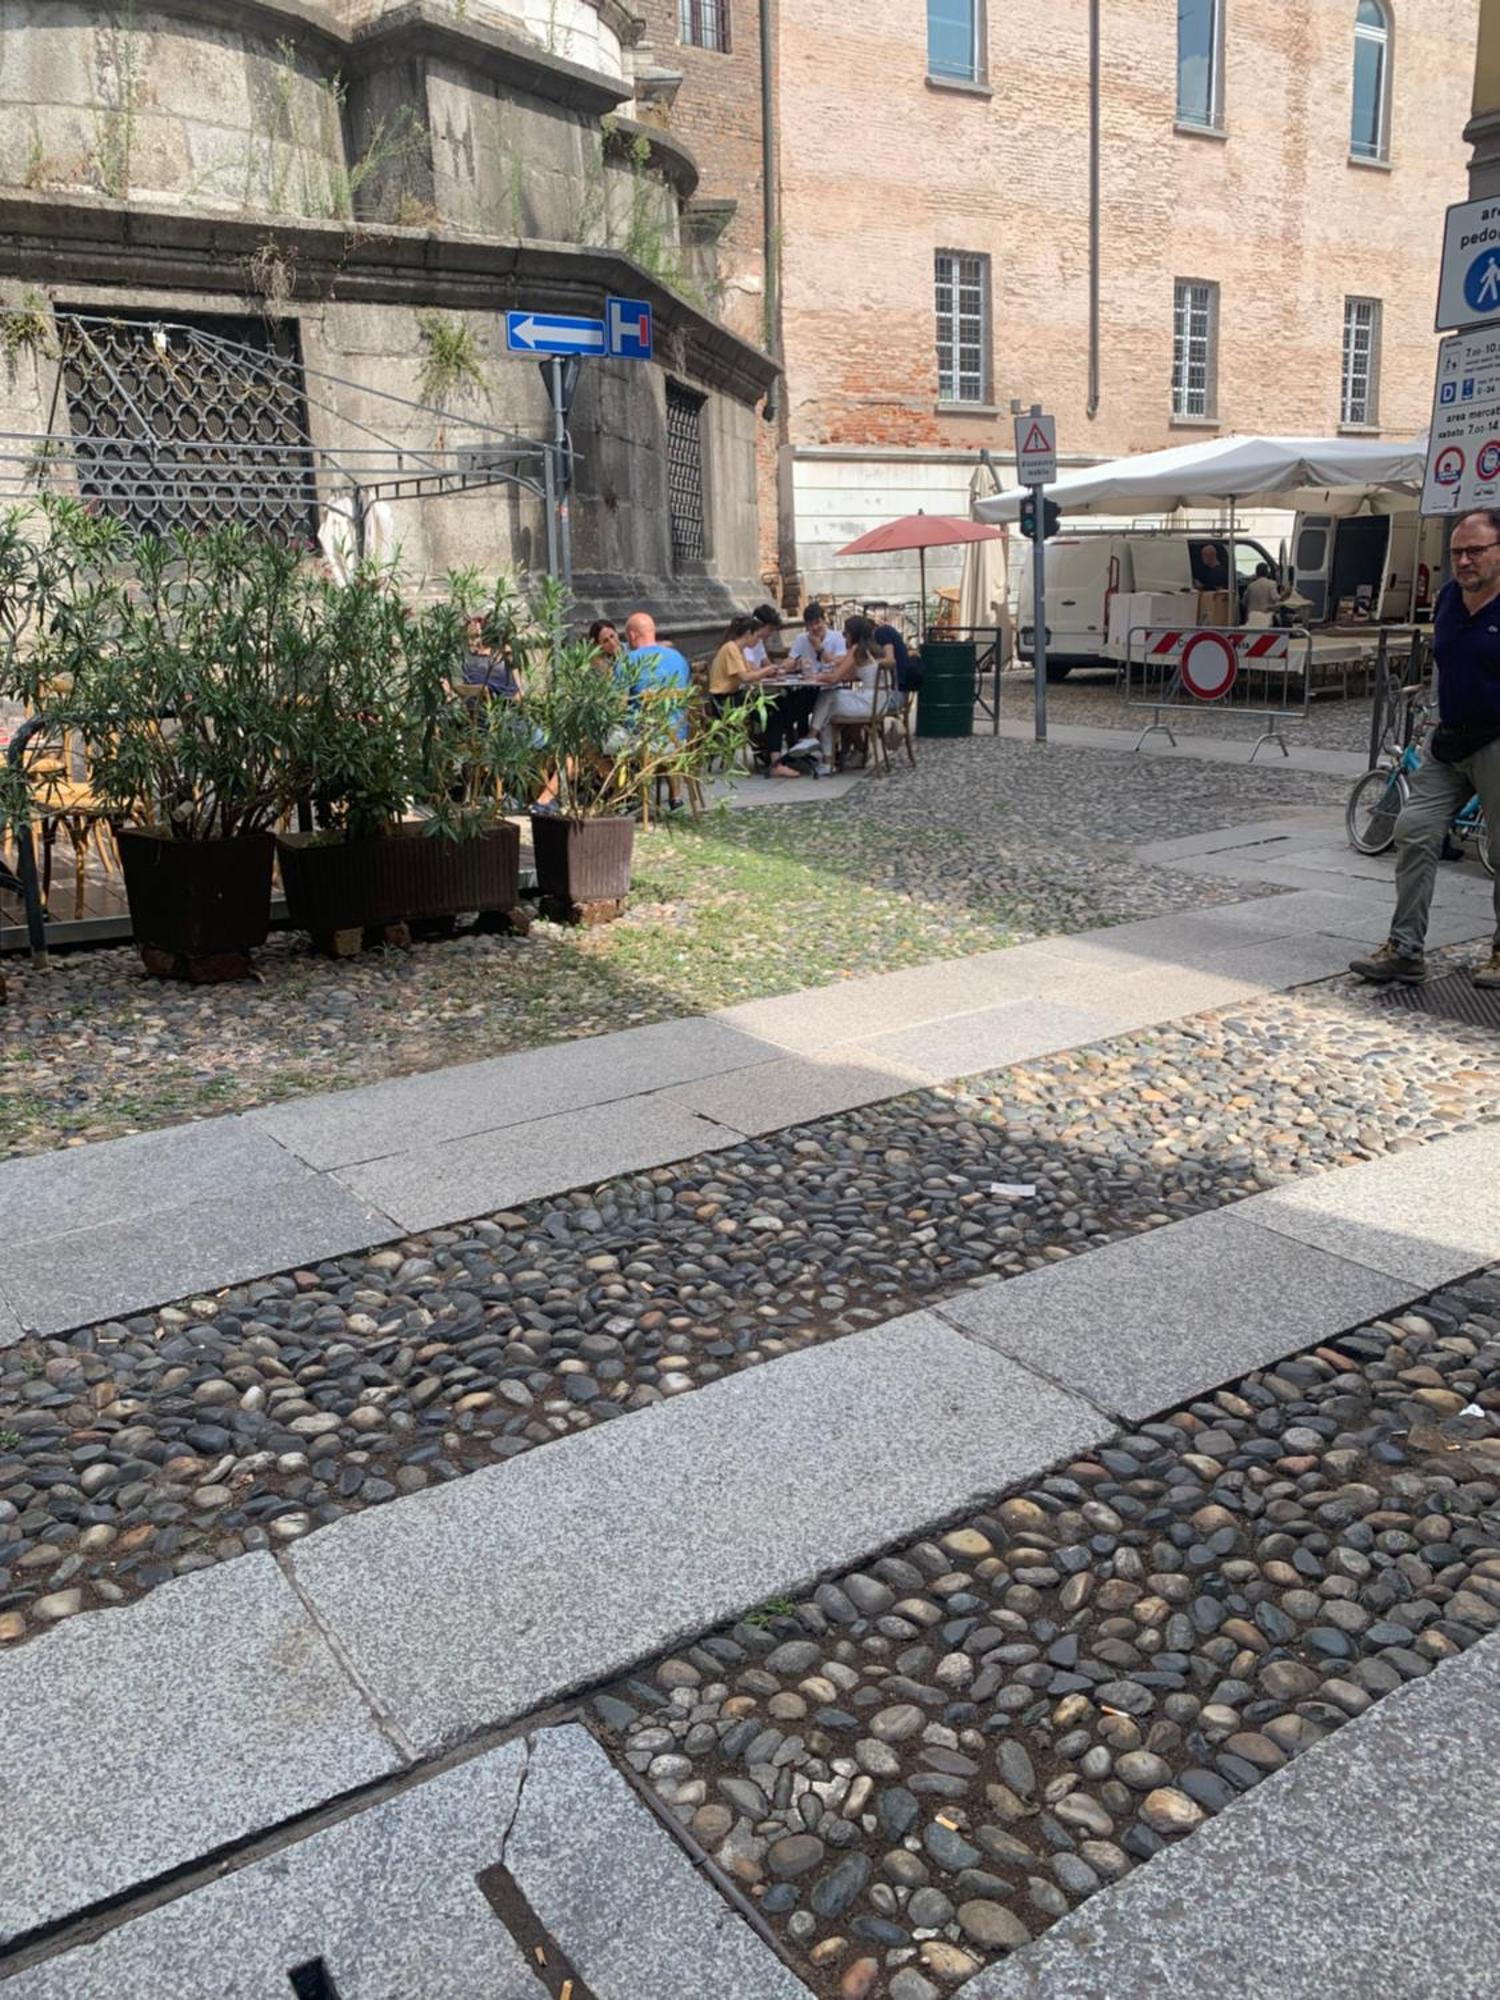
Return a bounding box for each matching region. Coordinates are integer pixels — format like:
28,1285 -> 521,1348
1345,685 -> 1494,875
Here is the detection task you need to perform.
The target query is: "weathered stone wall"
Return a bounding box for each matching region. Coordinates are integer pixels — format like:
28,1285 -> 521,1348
0,0 -> 770,636
0,1 -> 348,216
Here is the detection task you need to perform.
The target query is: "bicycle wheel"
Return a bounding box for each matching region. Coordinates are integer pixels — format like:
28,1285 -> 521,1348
1346,765 -> 1407,855
1478,814 -> 1496,877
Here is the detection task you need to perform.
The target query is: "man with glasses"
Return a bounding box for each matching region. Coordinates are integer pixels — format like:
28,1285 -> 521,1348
1351,509 -> 1500,985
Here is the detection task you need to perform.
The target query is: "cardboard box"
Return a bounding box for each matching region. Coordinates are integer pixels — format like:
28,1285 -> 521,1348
1196,588 -> 1233,627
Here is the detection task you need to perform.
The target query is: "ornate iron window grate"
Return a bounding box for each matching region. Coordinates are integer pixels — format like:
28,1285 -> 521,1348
666,382 -> 706,568
57,308 -> 319,540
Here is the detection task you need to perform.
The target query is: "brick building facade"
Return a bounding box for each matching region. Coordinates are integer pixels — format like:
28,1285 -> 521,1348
773,0 -> 1480,601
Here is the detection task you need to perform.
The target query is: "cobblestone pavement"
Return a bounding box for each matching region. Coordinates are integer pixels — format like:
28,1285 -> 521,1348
1013,674 -> 1377,753
591,1267 -> 1500,2000
1,737 -> 1340,1159
1,953 -> 1495,1647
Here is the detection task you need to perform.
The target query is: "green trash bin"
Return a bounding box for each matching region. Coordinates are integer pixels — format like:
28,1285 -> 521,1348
914,640 -> 977,739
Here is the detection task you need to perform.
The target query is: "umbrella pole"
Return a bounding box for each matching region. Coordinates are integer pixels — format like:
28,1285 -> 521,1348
920,545 -> 928,641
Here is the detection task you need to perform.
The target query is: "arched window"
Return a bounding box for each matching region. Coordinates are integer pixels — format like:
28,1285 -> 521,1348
1351,0 -> 1390,162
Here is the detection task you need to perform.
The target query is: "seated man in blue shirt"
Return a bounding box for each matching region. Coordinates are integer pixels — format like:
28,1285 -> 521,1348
623,610 -> 691,808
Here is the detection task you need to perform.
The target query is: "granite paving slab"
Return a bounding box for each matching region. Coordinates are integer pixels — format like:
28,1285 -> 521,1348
0,1557 -> 401,1948
939,1207 -> 1415,1421
845,1000 -> 1124,1083
2,1174 -> 395,1338
511,1726 -> 811,1998
0,1119 -> 308,1235
288,1311 -> 1109,1752
250,1016 -> 780,1171
965,1629 -> 1500,2000
665,1051 -> 925,1136
1242,1124 -> 1500,1292
333,1096 -> 737,1234
0,1747 -> 536,1999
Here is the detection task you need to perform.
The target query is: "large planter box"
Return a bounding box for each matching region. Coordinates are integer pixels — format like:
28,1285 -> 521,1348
119,827 -> 275,982
529,811 -> 635,922
277,821 -> 523,949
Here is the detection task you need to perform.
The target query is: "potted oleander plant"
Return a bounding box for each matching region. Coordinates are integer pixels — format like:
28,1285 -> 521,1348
37,511 -> 308,981
275,567 -> 539,953
519,580 -> 763,922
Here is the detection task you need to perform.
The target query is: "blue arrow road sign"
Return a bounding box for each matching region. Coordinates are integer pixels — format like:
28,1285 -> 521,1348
606,295 -> 653,361
506,311 -> 606,357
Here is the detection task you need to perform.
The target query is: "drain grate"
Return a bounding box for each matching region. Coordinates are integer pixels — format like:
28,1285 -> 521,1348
1371,968 -> 1500,1030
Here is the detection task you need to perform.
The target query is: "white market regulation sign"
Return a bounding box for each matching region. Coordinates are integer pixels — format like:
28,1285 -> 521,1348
1437,196 -> 1500,331
1422,325 -> 1500,514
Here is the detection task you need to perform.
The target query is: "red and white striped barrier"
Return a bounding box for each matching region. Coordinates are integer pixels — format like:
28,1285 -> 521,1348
1124,623 -> 1311,760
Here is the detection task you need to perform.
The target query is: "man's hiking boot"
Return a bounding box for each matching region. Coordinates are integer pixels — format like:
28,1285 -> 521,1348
1473,948 -> 1500,989
1349,940 -> 1427,985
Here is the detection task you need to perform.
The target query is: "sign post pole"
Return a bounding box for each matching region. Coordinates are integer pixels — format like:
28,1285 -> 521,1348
1031,486 -> 1048,744
549,355 -> 573,592
1014,404 -> 1058,745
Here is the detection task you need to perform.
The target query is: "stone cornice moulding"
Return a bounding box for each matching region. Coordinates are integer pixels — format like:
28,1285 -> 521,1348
26,0 -> 632,115
348,1 -> 628,117
0,189 -> 777,404
604,115 -> 700,202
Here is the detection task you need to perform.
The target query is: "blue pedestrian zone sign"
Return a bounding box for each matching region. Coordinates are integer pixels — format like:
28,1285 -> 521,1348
606,296 -> 653,361
1466,250 -> 1500,319
505,311 -> 605,357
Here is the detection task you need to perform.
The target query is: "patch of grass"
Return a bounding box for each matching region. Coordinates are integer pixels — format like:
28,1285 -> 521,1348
743,1595 -> 798,1628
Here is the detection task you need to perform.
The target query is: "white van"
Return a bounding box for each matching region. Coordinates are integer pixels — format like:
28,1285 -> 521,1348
1288,506 -> 1444,625
1012,530 -> 1279,680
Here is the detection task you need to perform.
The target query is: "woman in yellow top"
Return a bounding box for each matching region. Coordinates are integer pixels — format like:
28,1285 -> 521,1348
707,613 -> 776,716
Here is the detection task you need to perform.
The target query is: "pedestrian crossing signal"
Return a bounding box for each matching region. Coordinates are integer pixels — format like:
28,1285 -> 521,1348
1020,496 -> 1061,540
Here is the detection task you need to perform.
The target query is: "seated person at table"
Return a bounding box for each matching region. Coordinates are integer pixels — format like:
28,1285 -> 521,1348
744,602 -> 785,674
587,618 -> 623,668
871,616 -> 921,692
707,612 -> 777,716
623,610 -> 691,807
810,615 -> 891,763
788,602 -> 847,677
461,614 -> 520,698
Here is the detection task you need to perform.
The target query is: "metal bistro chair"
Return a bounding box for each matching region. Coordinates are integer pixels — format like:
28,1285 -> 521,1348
829,664 -> 893,776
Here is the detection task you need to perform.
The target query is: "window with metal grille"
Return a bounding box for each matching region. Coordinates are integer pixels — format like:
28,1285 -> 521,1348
679,0 -> 730,52
666,383 -> 706,567
1341,296 -> 1381,425
56,308 -> 318,541
1172,279 -> 1217,419
934,251 -> 989,405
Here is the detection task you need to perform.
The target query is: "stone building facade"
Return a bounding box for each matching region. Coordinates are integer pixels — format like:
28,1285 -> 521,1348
0,0 -> 777,638
774,0 -> 1481,601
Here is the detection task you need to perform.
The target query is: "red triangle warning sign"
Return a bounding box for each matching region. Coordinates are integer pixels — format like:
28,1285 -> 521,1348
1021,422 -> 1051,454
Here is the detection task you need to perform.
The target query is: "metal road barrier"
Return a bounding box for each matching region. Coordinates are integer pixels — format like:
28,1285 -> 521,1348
1122,624 -> 1313,763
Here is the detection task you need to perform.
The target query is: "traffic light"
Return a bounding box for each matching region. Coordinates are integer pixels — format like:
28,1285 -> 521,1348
1019,496 -> 1061,540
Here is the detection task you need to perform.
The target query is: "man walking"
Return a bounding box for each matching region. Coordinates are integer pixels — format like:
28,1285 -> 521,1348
1350,508 -> 1500,986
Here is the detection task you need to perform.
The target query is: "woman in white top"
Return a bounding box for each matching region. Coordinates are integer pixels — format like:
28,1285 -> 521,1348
810,615 -> 889,762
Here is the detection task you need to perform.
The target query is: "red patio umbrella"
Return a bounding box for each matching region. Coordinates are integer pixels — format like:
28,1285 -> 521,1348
835,511 -> 1004,637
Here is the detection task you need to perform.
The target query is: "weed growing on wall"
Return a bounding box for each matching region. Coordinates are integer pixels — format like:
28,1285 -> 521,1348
415,312 -> 491,407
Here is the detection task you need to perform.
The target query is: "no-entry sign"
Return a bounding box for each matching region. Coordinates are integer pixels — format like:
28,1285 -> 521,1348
1178,630 -> 1239,702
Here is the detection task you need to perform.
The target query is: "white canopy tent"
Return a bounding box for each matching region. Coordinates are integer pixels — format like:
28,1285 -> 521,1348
973,433 -> 1430,524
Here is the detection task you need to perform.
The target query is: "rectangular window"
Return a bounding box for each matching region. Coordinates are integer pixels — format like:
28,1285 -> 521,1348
1172,278 -> 1217,419
934,251 -> 989,405
1341,297 -> 1381,426
666,382 -> 707,568
678,0 -> 730,52
1177,0 -> 1222,127
928,0 -> 981,82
